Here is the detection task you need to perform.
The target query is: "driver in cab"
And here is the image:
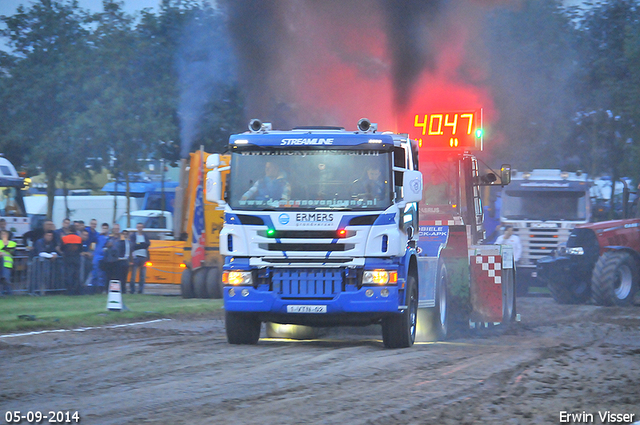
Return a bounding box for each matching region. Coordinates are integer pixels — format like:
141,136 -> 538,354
241,161 -> 291,201
353,166 -> 387,200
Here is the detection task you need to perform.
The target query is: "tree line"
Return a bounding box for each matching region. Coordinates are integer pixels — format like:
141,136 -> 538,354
1,0 -> 639,219
0,0 -> 244,219
483,0 -> 640,182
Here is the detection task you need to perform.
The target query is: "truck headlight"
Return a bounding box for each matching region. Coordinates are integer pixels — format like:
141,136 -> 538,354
566,247 -> 584,256
223,271 -> 253,285
363,270 -> 398,285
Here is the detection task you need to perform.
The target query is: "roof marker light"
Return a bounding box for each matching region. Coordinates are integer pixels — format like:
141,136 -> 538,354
368,139 -> 382,144
234,139 -> 249,144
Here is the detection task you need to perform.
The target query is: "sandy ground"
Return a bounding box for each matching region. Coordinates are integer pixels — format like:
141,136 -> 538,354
1,297 -> 639,425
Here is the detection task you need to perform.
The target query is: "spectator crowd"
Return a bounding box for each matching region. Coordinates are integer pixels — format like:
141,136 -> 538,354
0,218 -> 150,296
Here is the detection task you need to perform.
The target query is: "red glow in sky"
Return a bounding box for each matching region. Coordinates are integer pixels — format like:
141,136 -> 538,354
237,1 -> 498,144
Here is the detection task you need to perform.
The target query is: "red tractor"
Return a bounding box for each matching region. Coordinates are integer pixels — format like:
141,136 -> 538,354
537,218 -> 640,306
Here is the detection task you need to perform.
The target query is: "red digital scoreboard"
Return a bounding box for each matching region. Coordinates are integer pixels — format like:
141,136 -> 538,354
412,109 -> 483,150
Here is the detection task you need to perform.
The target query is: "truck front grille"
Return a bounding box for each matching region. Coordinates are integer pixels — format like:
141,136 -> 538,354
515,227 -> 571,265
273,269 -> 342,299
261,243 -> 353,252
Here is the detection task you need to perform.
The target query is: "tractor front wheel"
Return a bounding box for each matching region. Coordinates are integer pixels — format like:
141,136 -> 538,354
592,251 -> 639,306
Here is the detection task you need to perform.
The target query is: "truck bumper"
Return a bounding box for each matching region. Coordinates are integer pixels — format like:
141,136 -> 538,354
224,285 -> 401,315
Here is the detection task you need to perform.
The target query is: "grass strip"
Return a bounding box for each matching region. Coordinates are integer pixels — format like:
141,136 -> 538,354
0,294 -> 223,334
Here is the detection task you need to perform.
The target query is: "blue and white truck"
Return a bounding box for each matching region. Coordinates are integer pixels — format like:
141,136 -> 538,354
206,116 -> 515,348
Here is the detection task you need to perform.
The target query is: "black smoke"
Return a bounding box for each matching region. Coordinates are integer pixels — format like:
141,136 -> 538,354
222,0 -> 456,125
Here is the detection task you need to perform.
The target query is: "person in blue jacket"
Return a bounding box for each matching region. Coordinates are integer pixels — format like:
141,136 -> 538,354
91,223 -> 110,294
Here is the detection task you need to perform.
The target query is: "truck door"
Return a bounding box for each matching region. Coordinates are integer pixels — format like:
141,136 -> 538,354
462,155 -> 484,245
394,145 -> 419,237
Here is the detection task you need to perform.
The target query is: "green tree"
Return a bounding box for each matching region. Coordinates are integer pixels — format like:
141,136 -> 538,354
572,0 -> 640,212
0,0 -> 93,219
482,0 -> 580,170
75,0 -> 184,224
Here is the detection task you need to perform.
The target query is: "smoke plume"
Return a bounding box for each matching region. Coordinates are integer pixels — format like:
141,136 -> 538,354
177,7 -> 234,158
222,0 -> 506,137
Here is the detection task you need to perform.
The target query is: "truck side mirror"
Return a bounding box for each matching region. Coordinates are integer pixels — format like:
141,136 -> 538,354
206,169 -> 226,206
402,170 -> 423,204
501,164 -> 511,185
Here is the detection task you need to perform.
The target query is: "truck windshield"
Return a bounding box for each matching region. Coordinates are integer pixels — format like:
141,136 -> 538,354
0,187 -> 25,217
501,190 -> 588,221
229,150 -> 392,211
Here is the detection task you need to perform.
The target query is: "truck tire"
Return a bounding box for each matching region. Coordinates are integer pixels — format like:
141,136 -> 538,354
432,261 -> 450,339
547,277 -> 590,305
592,251 -> 639,306
193,268 -> 209,298
180,268 -> 194,299
226,311 -> 261,344
206,267 -> 223,299
381,275 -> 418,348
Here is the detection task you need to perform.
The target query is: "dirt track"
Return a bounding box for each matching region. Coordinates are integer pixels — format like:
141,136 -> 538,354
1,297 -> 639,425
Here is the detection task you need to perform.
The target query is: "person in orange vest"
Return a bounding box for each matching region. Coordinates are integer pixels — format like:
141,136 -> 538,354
0,229 -> 17,295
61,225 -> 83,295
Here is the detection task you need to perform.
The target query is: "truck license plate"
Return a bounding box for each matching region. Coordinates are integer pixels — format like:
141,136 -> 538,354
286,305 -> 327,313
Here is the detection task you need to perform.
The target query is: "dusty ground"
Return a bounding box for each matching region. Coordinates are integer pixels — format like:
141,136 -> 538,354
1,297 -> 639,425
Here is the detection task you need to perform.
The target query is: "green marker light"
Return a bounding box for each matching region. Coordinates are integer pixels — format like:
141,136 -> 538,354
266,229 -> 276,237
475,129 -> 483,138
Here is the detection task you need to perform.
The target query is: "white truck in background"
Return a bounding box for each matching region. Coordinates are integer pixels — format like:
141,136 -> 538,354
0,156 -> 30,241
499,169 -> 591,295
24,195 -> 138,227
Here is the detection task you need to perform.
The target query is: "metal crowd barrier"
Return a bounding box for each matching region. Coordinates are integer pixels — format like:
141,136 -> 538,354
13,255 -> 94,295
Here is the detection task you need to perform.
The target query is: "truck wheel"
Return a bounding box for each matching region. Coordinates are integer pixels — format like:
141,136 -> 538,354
432,261 -> 450,339
206,267 -> 222,299
180,268 -> 194,299
226,311 -> 261,344
592,251 -> 639,306
503,268 -> 516,324
547,277 -> 590,305
193,268 -> 209,298
381,275 -> 418,348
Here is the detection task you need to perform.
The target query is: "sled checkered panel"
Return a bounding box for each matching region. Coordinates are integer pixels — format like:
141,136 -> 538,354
474,255 -> 502,284
422,217 -> 464,226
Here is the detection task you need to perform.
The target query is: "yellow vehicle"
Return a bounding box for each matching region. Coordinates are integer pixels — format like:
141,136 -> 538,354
145,240 -> 186,284
142,150 -> 229,298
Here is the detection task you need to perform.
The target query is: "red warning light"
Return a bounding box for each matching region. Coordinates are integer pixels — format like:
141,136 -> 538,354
337,229 -> 347,238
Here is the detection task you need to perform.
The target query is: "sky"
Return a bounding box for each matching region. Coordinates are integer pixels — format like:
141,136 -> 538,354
0,0 -> 164,17
0,0 -> 167,51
